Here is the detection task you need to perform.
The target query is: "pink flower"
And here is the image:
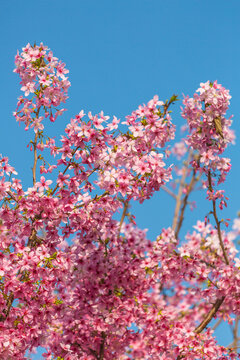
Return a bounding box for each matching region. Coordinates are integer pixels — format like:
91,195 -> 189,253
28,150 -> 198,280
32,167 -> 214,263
21,81 -> 35,96
38,75 -> 52,87
36,176 -> 52,193
30,116 -> 44,133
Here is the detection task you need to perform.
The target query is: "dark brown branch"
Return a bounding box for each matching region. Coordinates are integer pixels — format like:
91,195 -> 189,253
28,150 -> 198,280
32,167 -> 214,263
87,332 -> 106,360
99,332 -> 106,360
177,297 -> 225,359
194,296 -> 225,334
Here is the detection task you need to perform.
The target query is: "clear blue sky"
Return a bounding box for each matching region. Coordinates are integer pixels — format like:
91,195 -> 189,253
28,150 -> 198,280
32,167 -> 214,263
1,1 -> 240,358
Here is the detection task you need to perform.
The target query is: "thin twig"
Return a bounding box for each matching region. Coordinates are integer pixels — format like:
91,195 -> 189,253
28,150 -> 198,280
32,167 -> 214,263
208,171 -> 229,265
226,345 -> 240,350
172,150 -> 193,233
119,201 -> 128,235
32,131 -> 38,186
175,168 -> 197,239
162,185 -> 177,199
51,146 -> 81,195
212,318 -> 223,331
230,316 -> 239,350
6,191 -> 18,203
74,191 -> 110,210
32,106 -> 41,186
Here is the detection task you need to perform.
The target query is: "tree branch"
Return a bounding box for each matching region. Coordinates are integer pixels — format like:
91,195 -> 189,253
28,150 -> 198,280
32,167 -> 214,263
194,296 -> 225,334
175,168 -> 197,239
32,131 -> 38,186
172,150 -> 193,235
99,332 -> 106,360
119,201 -> 128,235
208,171 -> 229,265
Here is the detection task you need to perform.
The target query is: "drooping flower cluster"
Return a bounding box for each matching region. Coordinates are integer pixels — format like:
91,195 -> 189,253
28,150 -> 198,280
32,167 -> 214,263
182,81 -> 235,185
13,43 -> 70,132
0,44 -> 239,360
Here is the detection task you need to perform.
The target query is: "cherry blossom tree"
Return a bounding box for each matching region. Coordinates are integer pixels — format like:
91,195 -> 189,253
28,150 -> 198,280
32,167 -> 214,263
0,43 -> 239,359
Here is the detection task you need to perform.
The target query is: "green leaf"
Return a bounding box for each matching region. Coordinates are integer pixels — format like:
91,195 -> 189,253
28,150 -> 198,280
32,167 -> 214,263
169,94 -> 179,104
141,118 -> 148,126
145,267 -> 154,275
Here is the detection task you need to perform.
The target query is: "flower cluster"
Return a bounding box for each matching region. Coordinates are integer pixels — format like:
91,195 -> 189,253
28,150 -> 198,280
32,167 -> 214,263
0,45 -> 239,360
37,95 -> 175,204
13,43 -> 70,132
182,81 -> 234,184
96,96 -> 175,202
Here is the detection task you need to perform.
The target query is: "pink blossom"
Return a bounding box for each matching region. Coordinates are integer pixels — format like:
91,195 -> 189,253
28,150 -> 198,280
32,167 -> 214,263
36,176 -> 52,193
0,44 -> 236,360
